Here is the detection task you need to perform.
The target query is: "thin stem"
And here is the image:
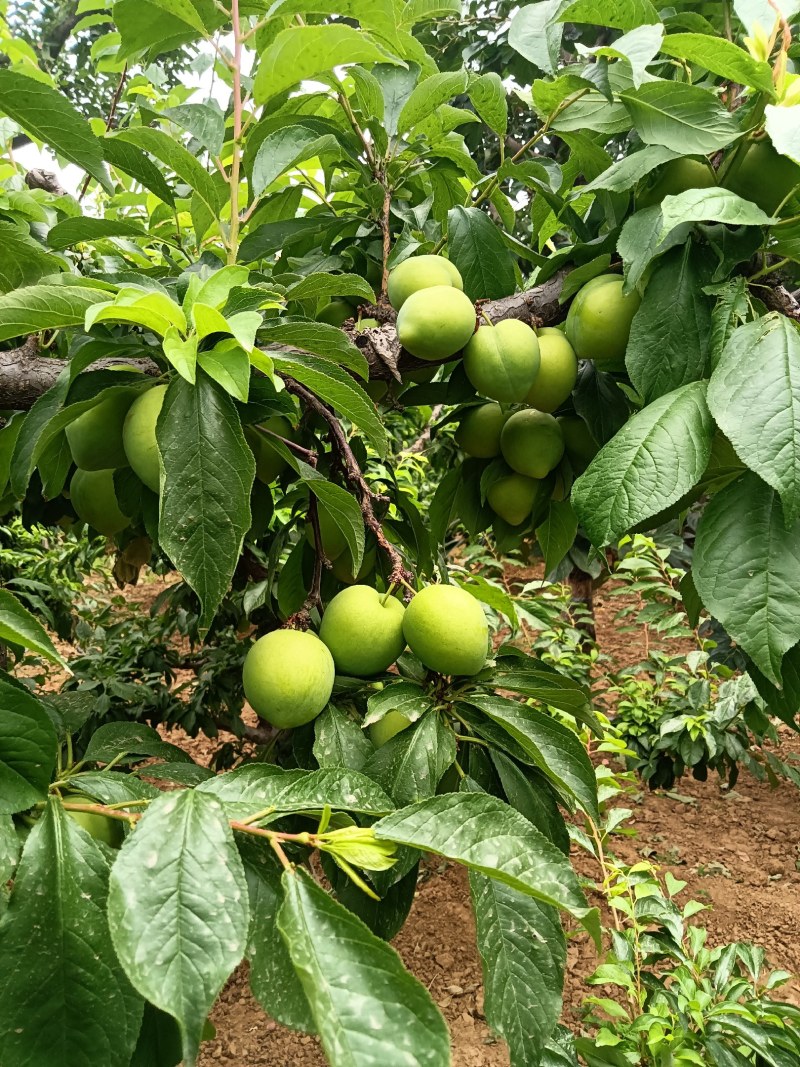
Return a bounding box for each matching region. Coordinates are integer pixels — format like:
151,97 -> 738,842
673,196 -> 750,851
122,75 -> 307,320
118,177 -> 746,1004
750,256 -> 790,280
227,0 -> 244,265
79,64 -> 127,201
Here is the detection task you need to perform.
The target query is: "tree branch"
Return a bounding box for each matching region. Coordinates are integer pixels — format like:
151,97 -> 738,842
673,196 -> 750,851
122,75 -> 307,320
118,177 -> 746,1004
283,376 -> 415,587
25,169 -> 69,197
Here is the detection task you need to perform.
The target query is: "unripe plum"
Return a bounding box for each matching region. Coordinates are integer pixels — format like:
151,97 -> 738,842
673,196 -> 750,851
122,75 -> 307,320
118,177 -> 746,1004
122,384 -> 167,493
403,584 -> 488,677
558,415 -> 599,473
388,255 -> 463,310
525,328 -> 578,412
487,472 -> 542,526
723,138 -> 800,215
463,319 -> 541,403
319,585 -> 406,676
65,391 -> 134,471
396,286 -> 476,361
242,629 -> 335,728
501,409 -> 564,479
455,403 -> 506,458
69,468 -> 131,536
369,710 -> 412,748
636,157 -> 715,208
565,274 -> 641,372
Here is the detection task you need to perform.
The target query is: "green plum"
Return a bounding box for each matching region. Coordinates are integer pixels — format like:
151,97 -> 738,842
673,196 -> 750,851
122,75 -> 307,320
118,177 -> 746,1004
388,255 -> 463,310
501,409 -> 565,479
65,391 -> 134,471
403,584 -> 488,677
396,286 -> 476,361
565,274 -> 641,372
242,629 -> 335,728
69,468 -> 130,536
319,585 -> 406,676
463,319 -> 541,403
525,328 -> 578,412
454,403 -> 507,458
122,384 -> 167,493
487,472 -> 542,526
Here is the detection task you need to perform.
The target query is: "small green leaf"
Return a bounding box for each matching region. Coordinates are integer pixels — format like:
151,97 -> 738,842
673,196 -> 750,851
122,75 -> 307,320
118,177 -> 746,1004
620,81 -> 741,155
108,791 -> 250,1066
254,24 -> 401,105
0,588 -> 67,667
659,187 -> 775,241
375,792 -> 598,939
0,674 -> 58,815
661,33 -> 775,96
468,72 -> 508,136
508,1 -> 565,76
694,472 -> 800,686
83,722 -> 192,765
0,284 -> 109,343
572,381 -> 714,545
561,0 -> 659,30
277,867 -> 449,1066
398,69 -> 468,134
0,801 -> 143,1067
536,499 -> 578,575
0,71 -> 110,191
581,144 -> 681,194
251,127 -> 342,197
302,469 -> 365,574
47,217 -> 149,251
157,372 -> 255,628
163,101 -> 225,156
197,340 -> 250,402
708,314 -> 800,524
285,272 -> 377,305
163,327 -> 197,384
363,681 -> 431,727
447,205 -> 516,301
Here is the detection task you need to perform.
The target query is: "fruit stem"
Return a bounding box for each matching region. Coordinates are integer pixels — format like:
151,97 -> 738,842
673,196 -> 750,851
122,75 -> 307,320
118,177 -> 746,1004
380,583 -> 398,605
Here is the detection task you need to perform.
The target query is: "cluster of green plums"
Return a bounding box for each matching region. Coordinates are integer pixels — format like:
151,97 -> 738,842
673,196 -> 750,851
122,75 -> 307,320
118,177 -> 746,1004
242,581 -> 489,737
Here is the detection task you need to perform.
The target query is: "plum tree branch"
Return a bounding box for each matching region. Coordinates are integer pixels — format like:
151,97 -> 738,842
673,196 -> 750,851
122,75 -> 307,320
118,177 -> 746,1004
282,376 -> 415,588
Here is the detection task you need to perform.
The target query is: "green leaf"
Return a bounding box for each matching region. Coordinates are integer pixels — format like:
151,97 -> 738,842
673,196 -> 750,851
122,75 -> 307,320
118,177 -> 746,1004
0,71 -> 110,191
573,362 -> 630,445
0,588 -> 67,666
620,82 -> 741,155
398,69 -> 468,134
572,381 -> 714,545
144,0 -> 210,33
261,319 -> 368,379
0,674 -> 58,814
313,705 -> 373,771
285,272 -> 377,305
561,0 -> 659,30
748,643 -> 800,729
196,340 -> 250,402
0,221 -> 61,294
471,872 -> 565,1066
375,792 -> 598,939
157,372 -> 255,629
708,314 -> 800,524
447,205 -> 516,301
47,216 -> 149,251
302,469 -> 365,574
163,327 -> 197,384
536,499 -> 578,575
626,242 -> 713,402
581,144 -> 684,195
364,680 -> 431,727
582,24 -> 664,89
659,188 -> 776,240
240,841 -> 314,1033
0,801 -> 143,1067
83,722 -> 192,765
694,472 -> 800,686
491,752 -> 570,853
197,765 -> 395,822
508,1 -> 565,76
103,135 -> 176,205
0,283 -> 109,342
278,867 -> 449,1066
270,350 -> 387,456
163,101 -> 225,156
488,657 -> 596,726
254,24 -> 401,106
251,126 -> 342,197
617,204 -> 693,290
362,710 -> 456,806
660,33 -> 775,95
112,128 -> 221,235
463,692 -> 598,819
108,790 -> 249,1066
468,73 -> 508,137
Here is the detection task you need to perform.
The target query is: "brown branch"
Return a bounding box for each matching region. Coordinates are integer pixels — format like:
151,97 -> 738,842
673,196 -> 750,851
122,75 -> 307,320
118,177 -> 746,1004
79,64 -> 128,201
282,376 -> 414,587
756,280 -> 800,321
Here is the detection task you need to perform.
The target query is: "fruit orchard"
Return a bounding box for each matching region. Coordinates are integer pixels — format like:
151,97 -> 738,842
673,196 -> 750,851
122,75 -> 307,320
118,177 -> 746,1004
3,0 -> 800,1065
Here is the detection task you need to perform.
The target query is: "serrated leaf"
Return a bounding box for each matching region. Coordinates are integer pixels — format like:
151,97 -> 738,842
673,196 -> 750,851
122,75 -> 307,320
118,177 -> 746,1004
508,1 -> 565,76
163,101 -> 225,157
301,467 -> 365,572
0,801 -> 143,1067
197,764 -> 395,822
47,216 -> 148,250
561,0 -> 659,30
375,792 -> 599,939
463,692 -> 598,819
573,362 -> 631,445
488,656 -> 596,726
252,127 -> 342,197
240,840 -> 314,1033
0,588 -> 67,666
363,681 -> 431,727
694,472 -> 800,686
626,242 -> 713,402
660,33 -> 775,95
0,71 -> 110,191
254,24 -> 401,105
313,705 -> 373,771
0,284 -> 108,342
582,23 -> 663,89
197,339 -> 250,402
0,674 -> 58,814
468,72 -> 508,136
765,104 -> 800,166
536,499 -> 578,575
108,791 -> 249,1066
748,643 -> 800,729
278,867 -> 449,1066
103,135 -> 176,205
620,82 -> 741,155
659,187 -> 776,240
398,69 -> 468,134
447,205 -> 515,301
708,314 -> 800,524
157,372 -> 255,629
401,0 -> 461,27
581,144 -> 681,194
270,350 -> 386,456
471,871 -> 565,1066
491,752 -> 570,853
286,272 -> 376,304
617,204 -> 693,290
572,381 -> 714,545
83,722 -> 192,765
0,221 -> 61,294
163,326 -> 197,384
261,319 -> 368,379
362,710 -> 456,806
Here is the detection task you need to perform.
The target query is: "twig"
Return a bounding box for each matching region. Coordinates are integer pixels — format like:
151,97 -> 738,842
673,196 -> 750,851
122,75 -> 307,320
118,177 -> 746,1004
282,377 -> 414,587
79,65 -> 128,201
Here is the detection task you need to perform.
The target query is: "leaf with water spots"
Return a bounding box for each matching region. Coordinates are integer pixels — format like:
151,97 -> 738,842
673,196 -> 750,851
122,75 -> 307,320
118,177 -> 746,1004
107,790 -> 250,1066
